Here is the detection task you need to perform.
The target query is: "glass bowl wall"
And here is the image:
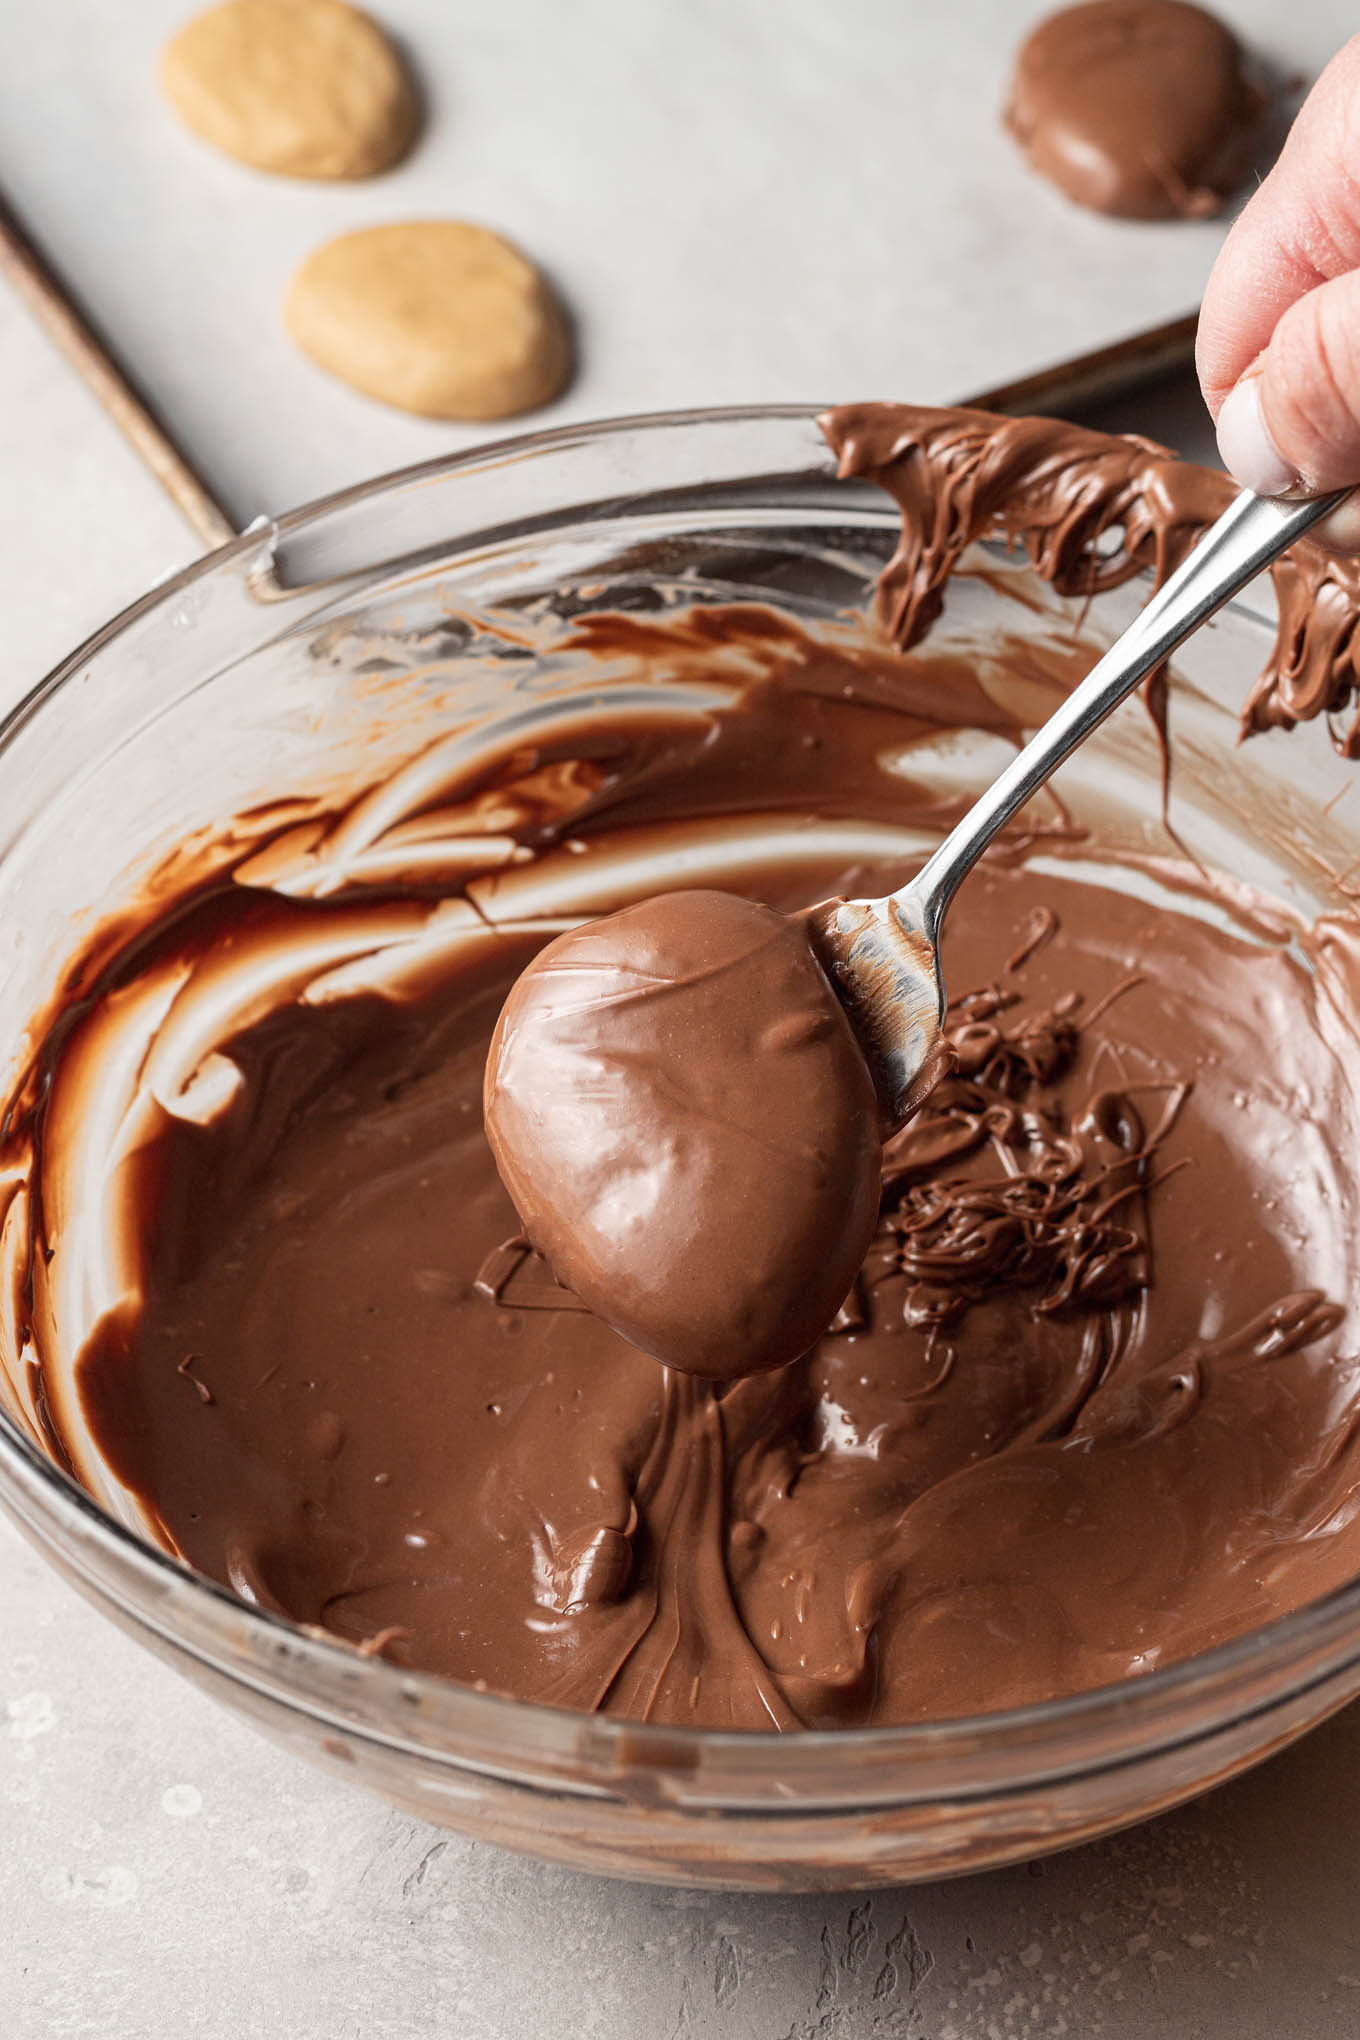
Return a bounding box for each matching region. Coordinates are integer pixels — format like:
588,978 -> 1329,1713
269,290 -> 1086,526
2,409 -> 1358,1890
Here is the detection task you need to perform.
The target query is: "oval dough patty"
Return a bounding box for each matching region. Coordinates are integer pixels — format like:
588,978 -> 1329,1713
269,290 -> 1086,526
285,221 -> 574,419
161,0 -> 419,180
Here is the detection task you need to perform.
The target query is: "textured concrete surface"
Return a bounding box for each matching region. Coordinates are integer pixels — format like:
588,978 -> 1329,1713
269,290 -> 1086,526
7,1513 -> 1360,2039
0,256 -> 197,689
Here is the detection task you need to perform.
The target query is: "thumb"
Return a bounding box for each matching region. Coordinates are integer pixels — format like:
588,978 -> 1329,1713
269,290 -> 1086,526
1216,267 -> 1360,533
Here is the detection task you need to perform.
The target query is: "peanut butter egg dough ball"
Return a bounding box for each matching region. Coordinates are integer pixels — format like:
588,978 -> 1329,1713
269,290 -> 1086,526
161,0 -> 419,180
284,221 -> 574,420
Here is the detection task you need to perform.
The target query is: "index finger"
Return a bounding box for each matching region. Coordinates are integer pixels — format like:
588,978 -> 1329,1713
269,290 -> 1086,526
1197,35 -> 1360,413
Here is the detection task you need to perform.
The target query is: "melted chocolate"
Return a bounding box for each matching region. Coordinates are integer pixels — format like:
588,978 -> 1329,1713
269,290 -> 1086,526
7,404 -> 1360,1731
1004,1 -> 1265,220
821,402 -> 1360,751
37,855 -> 1360,1727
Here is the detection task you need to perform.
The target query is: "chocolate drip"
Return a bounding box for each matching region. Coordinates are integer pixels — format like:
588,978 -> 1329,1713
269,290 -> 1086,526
874,982 -> 1189,1334
821,403 -> 1360,753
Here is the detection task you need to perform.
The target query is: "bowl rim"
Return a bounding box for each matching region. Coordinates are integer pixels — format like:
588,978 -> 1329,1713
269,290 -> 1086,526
5,399 -> 1360,1788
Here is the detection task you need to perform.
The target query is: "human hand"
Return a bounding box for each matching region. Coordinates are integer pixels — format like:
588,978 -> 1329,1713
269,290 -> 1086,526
1198,37 -> 1360,541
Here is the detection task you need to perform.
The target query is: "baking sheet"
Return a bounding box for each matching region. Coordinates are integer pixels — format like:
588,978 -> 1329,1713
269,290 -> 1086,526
0,0 -> 1349,525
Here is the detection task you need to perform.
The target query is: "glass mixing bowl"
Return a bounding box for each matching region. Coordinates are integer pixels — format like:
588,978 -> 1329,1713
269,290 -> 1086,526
3,408 -> 1360,1892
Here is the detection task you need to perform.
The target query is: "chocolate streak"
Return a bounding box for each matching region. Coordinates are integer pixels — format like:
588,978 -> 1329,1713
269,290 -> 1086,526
5,405 -> 1360,1732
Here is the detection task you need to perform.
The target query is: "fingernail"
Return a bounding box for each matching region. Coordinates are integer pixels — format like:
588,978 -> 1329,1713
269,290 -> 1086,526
1216,374 -> 1298,498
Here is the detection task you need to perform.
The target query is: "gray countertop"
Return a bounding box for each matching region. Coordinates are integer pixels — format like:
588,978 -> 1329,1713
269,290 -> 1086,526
8,1501 -> 1360,2040
5,4 -> 1360,2031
